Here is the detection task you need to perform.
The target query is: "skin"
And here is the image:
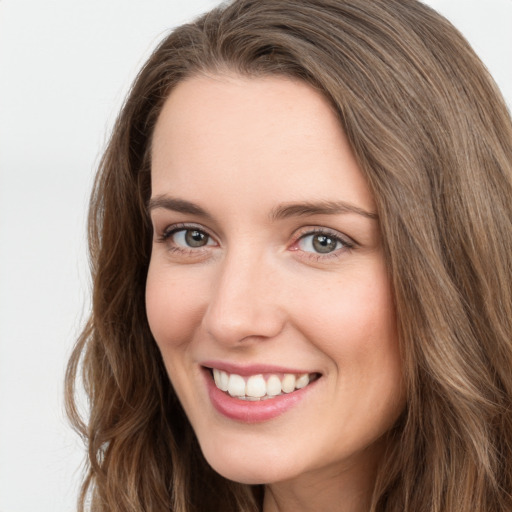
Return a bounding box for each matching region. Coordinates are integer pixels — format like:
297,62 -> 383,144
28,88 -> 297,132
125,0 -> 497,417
146,73 -> 405,512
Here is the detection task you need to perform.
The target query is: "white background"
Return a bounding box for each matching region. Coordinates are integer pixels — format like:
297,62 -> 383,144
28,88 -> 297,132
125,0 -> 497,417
0,1 -> 510,511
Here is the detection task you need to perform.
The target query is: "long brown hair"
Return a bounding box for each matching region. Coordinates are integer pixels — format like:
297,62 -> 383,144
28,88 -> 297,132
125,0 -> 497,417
66,0 -> 512,510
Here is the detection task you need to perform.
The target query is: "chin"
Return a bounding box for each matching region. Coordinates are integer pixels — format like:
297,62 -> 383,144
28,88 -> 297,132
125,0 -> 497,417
199,439 -> 297,485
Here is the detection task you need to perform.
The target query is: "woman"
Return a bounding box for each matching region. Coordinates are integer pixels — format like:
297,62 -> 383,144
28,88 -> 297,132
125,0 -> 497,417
66,0 -> 512,510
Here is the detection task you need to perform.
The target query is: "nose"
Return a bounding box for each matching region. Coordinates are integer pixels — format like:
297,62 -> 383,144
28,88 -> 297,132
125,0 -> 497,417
202,250 -> 286,346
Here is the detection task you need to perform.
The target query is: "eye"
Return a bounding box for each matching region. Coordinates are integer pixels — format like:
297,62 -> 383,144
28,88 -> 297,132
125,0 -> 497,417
168,228 -> 215,248
298,233 -> 341,254
290,228 -> 356,258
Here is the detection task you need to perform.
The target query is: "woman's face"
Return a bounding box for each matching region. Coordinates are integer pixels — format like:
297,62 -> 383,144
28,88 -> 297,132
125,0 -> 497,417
146,74 -> 404,487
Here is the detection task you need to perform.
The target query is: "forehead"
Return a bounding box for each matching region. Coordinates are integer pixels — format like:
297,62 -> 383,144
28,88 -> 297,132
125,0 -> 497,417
150,74 -> 375,213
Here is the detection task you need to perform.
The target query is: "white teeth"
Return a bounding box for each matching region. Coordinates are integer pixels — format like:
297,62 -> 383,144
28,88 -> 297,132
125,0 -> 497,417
295,373 -> 310,389
219,370 -> 229,391
282,374 -> 296,393
228,373 -> 246,397
213,368 -> 229,391
266,375 -> 282,396
246,375 -> 267,398
212,368 -> 316,399
213,368 -> 222,388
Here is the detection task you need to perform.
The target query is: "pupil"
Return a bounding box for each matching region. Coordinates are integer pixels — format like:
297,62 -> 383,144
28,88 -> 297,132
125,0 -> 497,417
185,230 -> 207,247
312,235 -> 337,253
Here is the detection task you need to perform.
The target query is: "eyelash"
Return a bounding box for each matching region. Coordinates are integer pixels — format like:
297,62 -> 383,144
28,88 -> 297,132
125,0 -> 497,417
290,227 -> 355,261
157,223 -> 215,255
156,224 -> 355,260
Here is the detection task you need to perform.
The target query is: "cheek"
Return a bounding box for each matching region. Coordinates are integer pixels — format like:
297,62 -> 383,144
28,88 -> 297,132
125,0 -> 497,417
292,262 -> 402,408
145,262 -> 208,349
294,265 -> 397,354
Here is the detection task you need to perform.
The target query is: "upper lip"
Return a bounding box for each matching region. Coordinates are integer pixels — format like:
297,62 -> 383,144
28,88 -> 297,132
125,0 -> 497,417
201,360 -> 320,376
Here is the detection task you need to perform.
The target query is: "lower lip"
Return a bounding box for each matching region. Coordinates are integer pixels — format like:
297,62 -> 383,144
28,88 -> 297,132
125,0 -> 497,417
203,369 -> 318,423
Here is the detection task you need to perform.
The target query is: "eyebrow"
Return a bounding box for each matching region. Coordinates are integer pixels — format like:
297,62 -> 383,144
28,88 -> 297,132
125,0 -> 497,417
147,196 -> 212,219
269,200 -> 378,221
147,195 -> 378,221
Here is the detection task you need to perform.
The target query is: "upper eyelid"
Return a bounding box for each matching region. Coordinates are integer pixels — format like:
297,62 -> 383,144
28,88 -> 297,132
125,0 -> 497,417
292,226 -> 356,245
161,222 -> 216,239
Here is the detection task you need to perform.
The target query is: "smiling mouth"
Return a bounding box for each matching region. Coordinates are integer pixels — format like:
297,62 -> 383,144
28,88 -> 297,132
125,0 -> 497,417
207,368 -> 321,401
